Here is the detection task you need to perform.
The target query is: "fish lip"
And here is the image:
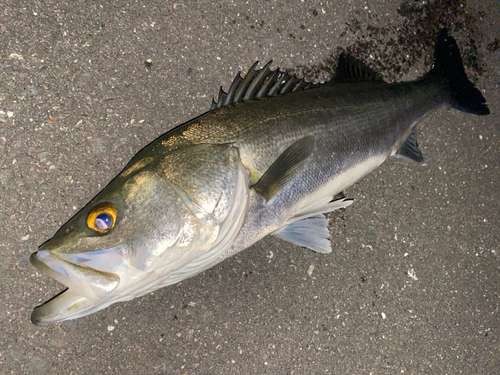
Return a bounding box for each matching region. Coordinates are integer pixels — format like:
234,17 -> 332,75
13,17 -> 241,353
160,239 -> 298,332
30,249 -> 123,325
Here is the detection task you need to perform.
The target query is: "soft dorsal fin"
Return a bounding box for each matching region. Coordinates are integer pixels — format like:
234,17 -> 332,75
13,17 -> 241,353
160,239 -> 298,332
252,136 -> 314,201
211,61 -> 317,110
332,53 -> 384,83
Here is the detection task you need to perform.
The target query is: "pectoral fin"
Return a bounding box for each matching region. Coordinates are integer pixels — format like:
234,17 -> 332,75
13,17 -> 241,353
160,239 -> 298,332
252,136 -> 314,201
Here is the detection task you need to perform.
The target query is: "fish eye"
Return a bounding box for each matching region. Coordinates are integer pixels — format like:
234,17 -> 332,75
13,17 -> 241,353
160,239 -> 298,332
86,204 -> 118,233
95,213 -> 112,230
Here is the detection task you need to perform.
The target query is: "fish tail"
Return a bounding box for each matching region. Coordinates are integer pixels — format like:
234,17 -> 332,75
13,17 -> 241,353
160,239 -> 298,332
426,29 -> 489,115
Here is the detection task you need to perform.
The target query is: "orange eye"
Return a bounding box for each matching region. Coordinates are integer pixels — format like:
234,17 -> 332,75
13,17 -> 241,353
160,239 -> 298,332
86,204 -> 118,233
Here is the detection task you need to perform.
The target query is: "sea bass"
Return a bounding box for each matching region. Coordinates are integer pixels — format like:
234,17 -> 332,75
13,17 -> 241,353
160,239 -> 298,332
30,30 -> 489,325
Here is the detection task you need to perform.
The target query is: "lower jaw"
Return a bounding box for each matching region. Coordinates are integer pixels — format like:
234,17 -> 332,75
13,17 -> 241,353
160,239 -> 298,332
31,288 -> 96,326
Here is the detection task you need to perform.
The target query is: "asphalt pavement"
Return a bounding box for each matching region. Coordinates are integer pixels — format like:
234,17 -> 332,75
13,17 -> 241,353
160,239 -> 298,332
1,0 -> 499,373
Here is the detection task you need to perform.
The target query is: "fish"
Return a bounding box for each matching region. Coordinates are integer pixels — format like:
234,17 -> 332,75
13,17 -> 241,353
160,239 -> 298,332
29,29 -> 489,325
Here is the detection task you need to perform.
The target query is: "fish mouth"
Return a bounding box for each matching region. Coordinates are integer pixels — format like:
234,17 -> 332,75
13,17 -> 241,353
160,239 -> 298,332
30,249 -> 122,325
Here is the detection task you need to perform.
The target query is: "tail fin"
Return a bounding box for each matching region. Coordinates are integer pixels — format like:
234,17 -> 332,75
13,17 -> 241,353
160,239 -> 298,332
426,29 -> 489,115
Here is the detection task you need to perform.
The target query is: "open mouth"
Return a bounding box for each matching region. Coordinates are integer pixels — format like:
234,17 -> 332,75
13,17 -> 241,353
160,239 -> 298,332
30,250 -> 120,325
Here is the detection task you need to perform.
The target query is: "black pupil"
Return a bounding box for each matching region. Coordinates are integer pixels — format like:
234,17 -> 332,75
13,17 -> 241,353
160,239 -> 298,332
95,213 -> 112,230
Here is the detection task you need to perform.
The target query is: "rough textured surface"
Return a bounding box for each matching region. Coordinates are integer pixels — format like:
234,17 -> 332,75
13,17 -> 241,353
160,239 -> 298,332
1,0 -> 498,373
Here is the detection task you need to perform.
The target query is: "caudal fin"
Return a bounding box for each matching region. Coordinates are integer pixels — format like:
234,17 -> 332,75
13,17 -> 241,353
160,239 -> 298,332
426,29 -> 489,115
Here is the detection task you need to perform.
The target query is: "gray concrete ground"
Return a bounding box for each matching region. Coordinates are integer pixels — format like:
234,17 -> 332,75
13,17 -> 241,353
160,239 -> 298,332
1,0 -> 499,373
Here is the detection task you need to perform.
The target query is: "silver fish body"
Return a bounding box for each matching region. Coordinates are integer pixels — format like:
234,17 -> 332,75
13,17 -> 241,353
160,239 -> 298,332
30,30 -> 489,325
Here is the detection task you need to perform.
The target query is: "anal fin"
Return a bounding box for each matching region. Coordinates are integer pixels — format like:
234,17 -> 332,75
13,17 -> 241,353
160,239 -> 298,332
395,127 -> 424,164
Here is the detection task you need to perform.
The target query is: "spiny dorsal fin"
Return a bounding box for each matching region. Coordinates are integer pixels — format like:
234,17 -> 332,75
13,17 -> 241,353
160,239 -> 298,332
211,61 -> 317,110
332,53 -> 384,83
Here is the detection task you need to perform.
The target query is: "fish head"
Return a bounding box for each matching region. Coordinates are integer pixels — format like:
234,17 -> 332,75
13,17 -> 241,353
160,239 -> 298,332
30,144 -> 249,325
